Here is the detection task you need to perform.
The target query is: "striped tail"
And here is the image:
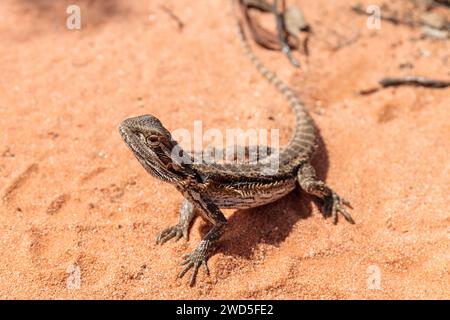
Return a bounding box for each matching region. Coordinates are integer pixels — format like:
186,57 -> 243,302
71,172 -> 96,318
235,19 -> 317,165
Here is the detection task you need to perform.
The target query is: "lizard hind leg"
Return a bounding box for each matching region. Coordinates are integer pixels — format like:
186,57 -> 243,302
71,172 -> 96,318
297,163 -> 354,224
156,199 -> 197,245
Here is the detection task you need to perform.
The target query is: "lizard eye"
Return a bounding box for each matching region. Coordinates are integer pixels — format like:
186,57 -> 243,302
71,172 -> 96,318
146,135 -> 159,145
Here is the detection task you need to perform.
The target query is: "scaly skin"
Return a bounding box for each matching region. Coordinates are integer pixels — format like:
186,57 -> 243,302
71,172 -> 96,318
119,13 -> 354,287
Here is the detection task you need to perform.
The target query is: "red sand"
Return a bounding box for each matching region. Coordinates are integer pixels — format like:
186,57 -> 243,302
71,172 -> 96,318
0,0 -> 448,299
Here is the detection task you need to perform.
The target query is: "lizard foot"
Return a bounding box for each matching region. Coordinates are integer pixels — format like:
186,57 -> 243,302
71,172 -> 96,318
178,243 -> 210,286
156,224 -> 189,245
322,190 -> 354,225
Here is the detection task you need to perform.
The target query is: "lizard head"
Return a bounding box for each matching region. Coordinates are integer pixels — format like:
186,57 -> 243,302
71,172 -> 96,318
119,114 -> 193,182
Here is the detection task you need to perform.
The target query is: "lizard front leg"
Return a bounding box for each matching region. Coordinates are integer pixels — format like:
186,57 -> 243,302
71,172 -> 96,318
178,190 -> 227,286
156,199 -> 197,244
297,163 -> 355,224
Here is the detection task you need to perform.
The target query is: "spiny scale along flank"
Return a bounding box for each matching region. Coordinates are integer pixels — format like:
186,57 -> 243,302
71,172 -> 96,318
236,20 -> 317,165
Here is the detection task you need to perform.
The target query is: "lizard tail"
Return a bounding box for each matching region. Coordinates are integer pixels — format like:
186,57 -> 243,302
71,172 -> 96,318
235,15 -> 317,165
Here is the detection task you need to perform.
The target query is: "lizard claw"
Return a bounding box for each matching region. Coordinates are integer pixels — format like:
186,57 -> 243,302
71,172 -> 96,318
322,191 -> 355,225
156,224 -> 188,245
178,246 -> 209,286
